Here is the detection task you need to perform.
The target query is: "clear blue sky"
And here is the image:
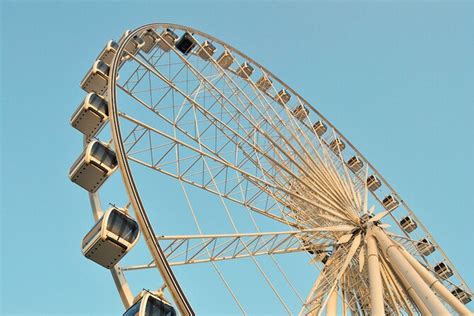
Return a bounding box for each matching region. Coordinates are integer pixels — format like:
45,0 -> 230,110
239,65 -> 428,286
1,1 -> 473,315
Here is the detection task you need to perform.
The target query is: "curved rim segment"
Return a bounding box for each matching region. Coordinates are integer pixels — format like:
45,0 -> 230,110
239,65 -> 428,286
108,24 -> 195,316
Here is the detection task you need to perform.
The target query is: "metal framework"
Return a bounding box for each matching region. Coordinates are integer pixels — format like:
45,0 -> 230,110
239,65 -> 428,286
70,23 -> 473,315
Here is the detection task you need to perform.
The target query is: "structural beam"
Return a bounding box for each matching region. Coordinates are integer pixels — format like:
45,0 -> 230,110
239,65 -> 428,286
393,265 -> 430,315
366,229 -> 385,315
326,286 -> 338,316
398,246 -> 472,315
373,228 -> 449,315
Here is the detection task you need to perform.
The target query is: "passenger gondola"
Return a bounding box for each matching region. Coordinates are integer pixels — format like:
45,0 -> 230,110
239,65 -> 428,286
124,290 -> 176,316
236,62 -> 254,79
69,140 -> 118,193
275,89 -> 291,105
80,60 -> 110,96
347,156 -> 363,172
366,175 -> 381,192
329,138 -> 345,153
175,32 -> 197,55
216,50 -> 234,69
313,121 -> 327,137
451,287 -> 472,305
97,40 -> 119,66
197,40 -> 216,60
141,29 -> 159,53
291,105 -> 309,121
416,237 -> 435,256
382,195 -> 399,211
157,29 -> 178,52
433,262 -> 453,279
119,30 -> 145,58
399,216 -> 417,233
255,75 -> 272,92
321,252 -> 331,264
82,207 -> 140,269
70,93 -> 108,138
313,250 -> 329,263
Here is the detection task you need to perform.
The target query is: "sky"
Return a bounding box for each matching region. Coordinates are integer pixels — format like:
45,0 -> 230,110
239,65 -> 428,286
1,1 -> 474,315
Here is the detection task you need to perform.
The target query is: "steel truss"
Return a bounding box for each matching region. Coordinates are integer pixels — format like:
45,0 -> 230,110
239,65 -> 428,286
73,23 -> 473,315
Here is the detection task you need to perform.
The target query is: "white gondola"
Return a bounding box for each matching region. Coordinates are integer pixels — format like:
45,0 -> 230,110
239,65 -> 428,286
382,194 -> 399,211
80,60 -> 110,96
82,207 -> 140,269
216,50 -> 234,69
141,29 -> 159,53
275,89 -> 291,105
292,105 -> 309,121
329,138 -> 345,153
347,156 -> 364,172
236,62 -> 254,79
255,75 -> 272,92
451,287 -> 472,304
366,175 -> 381,191
157,29 -> 178,52
119,30 -> 145,58
69,140 -> 118,193
313,121 -> 327,137
175,32 -> 197,55
433,262 -> 453,279
311,250 -> 329,263
399,216 -> 417,233
70,93 -> 108,138
321,252 -> 330,264
302,239 -> 314,254
197,40 -> 216,60
124,290 -> 176,316
416,238 -> 435,256
97,40 -> 119,66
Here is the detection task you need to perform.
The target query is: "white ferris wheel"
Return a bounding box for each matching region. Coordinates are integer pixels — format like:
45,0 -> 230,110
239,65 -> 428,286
69,23 -> 473,315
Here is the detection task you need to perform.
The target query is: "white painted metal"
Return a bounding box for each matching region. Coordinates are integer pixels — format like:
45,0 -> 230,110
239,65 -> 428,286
108,26 -> 195,316
373,228 -> 450,315
81,60 -> 110,95
399,246 -> 472,315
326,287 -> 338,316
81,207 -> 139,269
366,230 -> 385,315
392,264 -> 430,315
70,23 -> 473,315
122,229 -> 338,270
69,140 -> 118,193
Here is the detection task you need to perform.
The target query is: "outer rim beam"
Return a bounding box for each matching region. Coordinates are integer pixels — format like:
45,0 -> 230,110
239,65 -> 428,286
108,25 -> 195,316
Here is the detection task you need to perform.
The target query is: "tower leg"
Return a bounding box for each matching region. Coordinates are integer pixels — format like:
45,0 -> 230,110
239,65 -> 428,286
398,246 -> 472,315
393,264 -> 431,315
373,228 -> 449,315
366,230 -> 385,315
326,286 -> 338,316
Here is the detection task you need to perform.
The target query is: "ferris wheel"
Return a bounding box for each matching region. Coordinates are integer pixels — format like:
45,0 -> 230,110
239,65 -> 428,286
69,23 -> 473,315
